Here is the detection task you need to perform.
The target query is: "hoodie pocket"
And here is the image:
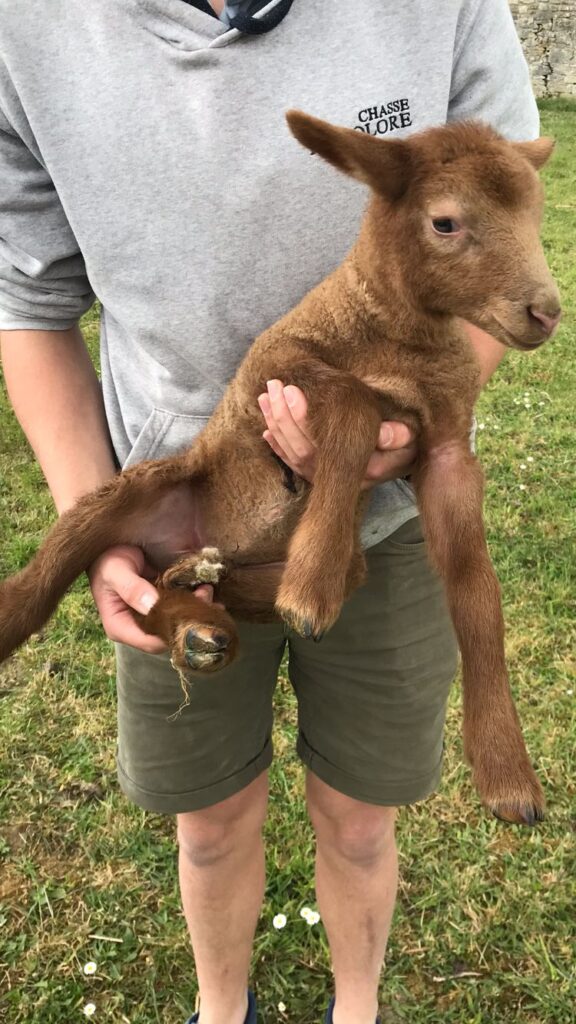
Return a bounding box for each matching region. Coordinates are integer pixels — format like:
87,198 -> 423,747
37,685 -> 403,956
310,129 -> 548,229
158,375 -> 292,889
123,408 -> 210,468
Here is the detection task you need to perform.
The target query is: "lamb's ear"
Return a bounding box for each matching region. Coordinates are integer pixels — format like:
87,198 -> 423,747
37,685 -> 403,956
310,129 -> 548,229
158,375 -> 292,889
512,137 -> 555,170
286,110 -> 411,200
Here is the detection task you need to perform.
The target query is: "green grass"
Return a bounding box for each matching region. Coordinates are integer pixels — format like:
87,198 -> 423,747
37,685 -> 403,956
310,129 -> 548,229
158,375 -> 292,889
1,107 -> 575,1023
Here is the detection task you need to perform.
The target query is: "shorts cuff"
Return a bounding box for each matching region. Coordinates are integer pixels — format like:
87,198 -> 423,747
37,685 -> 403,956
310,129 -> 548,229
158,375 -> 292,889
117,738 -> 274,814
296,733 -> 443,807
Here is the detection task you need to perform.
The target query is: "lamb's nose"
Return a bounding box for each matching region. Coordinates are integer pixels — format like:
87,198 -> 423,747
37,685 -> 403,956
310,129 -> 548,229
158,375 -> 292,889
528,305 -> 562,337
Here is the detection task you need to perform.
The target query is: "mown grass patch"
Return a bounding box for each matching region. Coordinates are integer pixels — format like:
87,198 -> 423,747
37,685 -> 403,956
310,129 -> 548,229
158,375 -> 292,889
0,107 -> 575,1023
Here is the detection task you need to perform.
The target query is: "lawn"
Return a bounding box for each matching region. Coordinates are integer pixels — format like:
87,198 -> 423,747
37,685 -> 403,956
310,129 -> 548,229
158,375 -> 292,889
0,100 -> 574,1024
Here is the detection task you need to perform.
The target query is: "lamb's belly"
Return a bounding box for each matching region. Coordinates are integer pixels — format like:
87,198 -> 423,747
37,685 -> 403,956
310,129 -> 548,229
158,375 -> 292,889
139,446 -> 308,570
138,481 -> 207,570
203,481 -> 307,564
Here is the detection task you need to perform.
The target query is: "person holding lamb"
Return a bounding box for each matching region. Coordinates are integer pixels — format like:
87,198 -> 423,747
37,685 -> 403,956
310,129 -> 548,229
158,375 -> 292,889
0,1 -> 547,1022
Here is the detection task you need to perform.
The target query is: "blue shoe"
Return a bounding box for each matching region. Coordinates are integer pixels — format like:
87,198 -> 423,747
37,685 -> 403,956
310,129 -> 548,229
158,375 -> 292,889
186,989 -> 257,1024
325,997 -> 380,1024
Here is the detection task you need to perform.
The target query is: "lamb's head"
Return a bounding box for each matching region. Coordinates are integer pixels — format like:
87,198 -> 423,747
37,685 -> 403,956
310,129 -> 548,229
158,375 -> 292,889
286,112 -> 561,350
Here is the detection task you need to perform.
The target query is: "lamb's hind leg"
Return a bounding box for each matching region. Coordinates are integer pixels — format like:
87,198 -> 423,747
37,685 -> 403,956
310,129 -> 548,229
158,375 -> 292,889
414,441 -> 545,826
0,456 -> 192,664
140,548 -> 239,675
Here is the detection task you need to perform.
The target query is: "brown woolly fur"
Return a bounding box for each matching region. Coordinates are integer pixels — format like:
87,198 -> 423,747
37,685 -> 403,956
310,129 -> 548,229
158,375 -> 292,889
0,115 -> 562,826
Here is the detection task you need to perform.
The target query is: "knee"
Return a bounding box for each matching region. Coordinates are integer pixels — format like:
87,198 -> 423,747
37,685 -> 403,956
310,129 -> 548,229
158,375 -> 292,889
321,808 -> 397,868
177,772 -> 268,869
308,777 -> 397,868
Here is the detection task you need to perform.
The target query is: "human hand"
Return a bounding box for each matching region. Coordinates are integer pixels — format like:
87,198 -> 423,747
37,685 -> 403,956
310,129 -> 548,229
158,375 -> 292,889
257,379 -> 416,488
88,545 -> 214,653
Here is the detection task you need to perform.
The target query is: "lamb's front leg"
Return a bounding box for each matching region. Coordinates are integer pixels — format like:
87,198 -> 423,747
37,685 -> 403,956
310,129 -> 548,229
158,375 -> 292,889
414,442 -> 545,826
274,365 -> 381,638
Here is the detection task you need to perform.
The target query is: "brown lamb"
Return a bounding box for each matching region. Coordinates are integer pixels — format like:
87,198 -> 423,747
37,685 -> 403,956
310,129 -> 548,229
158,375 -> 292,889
0,113 -> 562,826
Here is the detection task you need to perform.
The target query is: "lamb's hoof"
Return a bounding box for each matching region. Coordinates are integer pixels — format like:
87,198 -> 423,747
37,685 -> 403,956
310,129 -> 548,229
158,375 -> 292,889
477,773 -> 545,827
276,581 -> 342,642
282,612 -> 324,642
468,738 -> 546,829
183,625 -> 232,674
492,804 -> 545,827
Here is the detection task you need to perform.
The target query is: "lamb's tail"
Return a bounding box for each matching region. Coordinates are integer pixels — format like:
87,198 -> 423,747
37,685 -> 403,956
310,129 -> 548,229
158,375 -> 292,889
0,459 -> 187,663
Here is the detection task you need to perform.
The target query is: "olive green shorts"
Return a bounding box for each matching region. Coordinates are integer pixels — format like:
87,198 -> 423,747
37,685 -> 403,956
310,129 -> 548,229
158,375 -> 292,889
116,517 -> 458,814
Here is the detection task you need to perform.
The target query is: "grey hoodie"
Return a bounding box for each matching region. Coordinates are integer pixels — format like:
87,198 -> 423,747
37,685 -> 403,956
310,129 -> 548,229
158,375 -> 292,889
0,0 -> 538,545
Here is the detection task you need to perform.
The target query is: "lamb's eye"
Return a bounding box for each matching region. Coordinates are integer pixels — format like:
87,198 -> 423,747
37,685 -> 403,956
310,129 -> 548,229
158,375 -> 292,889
432,217 -> 460,235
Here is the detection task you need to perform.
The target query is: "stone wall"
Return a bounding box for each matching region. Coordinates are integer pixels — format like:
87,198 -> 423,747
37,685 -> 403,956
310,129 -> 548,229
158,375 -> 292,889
509,1 -> 576,96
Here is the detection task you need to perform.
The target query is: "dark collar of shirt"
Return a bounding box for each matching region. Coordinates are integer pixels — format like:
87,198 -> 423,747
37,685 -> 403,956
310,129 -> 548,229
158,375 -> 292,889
179,0 -> 295,34
181,1 -> 218,17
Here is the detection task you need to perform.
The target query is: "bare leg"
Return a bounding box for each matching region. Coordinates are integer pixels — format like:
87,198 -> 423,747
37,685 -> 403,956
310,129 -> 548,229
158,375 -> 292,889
177,774 -> 268,1024
307,773 -> 398,1024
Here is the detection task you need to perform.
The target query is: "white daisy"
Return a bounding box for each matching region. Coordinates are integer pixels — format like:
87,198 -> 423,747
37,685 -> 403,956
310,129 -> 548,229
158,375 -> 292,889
83,1005 -> 96,1018
278,1002 -> 287,1013
273,913 -> 287,930
300,906 -> 313,920
83,962 -> 97,976
306,910 -> 321,925
519,484 -> 527,491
